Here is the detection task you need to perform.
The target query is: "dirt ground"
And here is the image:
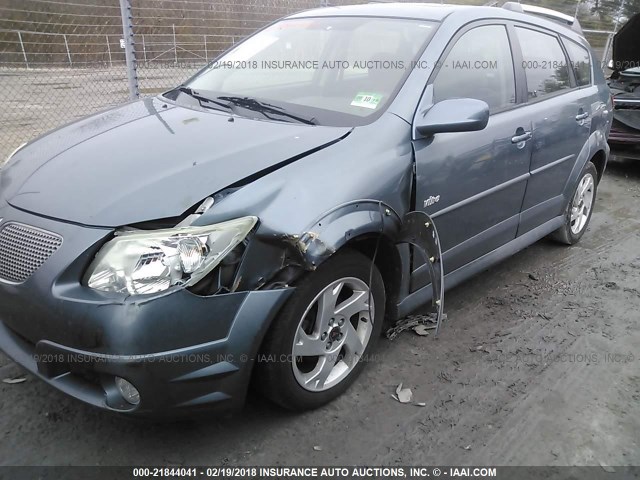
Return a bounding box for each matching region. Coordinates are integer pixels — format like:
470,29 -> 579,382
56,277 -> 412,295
0,156 -> 638,468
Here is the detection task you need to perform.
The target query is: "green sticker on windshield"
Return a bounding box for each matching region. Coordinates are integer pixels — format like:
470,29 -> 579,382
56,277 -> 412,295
351,92 -> 383,110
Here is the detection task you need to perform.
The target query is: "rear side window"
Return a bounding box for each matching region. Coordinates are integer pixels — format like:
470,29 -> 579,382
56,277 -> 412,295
563,39 -> 592,86
515,27 -> 571,99
433,25 -> 516,112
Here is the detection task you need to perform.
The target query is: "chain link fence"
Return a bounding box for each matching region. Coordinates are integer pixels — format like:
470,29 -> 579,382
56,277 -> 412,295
0,0 -> 628,161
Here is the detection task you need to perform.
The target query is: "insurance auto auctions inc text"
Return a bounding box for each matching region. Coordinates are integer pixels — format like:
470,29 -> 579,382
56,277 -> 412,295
254,467 -> 497,477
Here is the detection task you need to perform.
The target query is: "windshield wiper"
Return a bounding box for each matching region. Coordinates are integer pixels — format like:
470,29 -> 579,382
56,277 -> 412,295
217,96 -> 317,125
174,86 -> 233,113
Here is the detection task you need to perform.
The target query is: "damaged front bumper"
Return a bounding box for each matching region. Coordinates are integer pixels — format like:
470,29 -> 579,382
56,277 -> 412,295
0,204 -> 292,415
0,288 -> 291,415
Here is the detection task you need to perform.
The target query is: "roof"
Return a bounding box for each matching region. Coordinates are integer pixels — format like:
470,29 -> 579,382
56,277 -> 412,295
286,2 -> 586,42
287,3 -> 465,22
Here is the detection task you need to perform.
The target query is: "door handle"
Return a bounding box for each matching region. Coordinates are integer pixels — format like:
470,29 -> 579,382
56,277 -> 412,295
511,131 -> 532,144
575,112 -> 589,121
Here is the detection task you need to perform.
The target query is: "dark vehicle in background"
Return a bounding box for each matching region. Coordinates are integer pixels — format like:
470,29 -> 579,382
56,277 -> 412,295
0,3 -> 612,416
608,13 -> 640,158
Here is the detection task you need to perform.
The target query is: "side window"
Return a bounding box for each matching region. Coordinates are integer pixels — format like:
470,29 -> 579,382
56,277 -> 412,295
433,25 -> 516,112
564,39 -> 592,86
515,27 -> 571,99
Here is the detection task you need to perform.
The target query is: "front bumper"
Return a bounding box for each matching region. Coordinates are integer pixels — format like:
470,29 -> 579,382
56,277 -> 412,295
0,204 -> 292,415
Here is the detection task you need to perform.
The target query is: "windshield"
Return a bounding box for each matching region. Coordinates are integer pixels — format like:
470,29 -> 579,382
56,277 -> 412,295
182,17 -> 437,126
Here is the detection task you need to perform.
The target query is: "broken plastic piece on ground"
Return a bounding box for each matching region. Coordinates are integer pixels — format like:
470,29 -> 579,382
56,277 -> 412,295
413,324 -> 431,336
385,313 -> 447,340
599,463 -> 615,473
395,383 -> 413,403
2,377 -> 26,384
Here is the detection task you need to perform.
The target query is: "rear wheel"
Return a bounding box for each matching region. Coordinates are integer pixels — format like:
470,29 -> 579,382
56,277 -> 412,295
256,250 -> 385,411
550,161 -> 598,245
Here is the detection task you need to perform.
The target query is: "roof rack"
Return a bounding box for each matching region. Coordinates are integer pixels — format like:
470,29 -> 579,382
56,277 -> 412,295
502,2 -> 583,35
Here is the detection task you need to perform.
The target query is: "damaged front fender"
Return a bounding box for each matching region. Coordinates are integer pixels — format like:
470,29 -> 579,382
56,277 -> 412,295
233,204 -> 444,334
232,200 -> 403,291
284,199 -> 403,269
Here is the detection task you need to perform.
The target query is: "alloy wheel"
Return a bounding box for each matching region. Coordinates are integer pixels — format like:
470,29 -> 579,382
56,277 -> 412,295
570,173 -> 595,235
291,277 -> 374,392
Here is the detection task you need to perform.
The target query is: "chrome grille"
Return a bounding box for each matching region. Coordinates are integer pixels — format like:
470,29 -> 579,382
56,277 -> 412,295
0,222 -> 63,283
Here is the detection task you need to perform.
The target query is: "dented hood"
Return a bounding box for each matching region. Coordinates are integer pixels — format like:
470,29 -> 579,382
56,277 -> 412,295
612,13 -> 640,72
0,97 -> 350,227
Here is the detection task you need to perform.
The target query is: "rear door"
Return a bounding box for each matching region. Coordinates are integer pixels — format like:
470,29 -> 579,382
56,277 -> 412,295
411,22 -> 532,282
512,25 -> 592,234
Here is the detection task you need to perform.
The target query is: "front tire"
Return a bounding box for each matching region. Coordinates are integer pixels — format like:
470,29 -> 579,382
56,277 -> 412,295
550,161 -> 598,245
255,249 -> 385,411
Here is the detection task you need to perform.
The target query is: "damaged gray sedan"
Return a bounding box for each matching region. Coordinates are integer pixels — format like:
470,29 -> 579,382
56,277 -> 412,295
0,3 -> 612,415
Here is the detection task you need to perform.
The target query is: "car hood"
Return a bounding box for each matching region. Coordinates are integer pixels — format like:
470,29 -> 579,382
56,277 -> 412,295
612,13 -> 640,72
0,97 -> 351,227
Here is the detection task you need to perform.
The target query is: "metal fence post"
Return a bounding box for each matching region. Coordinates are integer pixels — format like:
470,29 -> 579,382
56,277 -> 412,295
63,34 -> 72,66
106,35 -> 112,67
142,34 -> 147,63
16,31 -> 29,69
119,0 -> 139,99
573,0 -> 581,18
602,33 -> 613,68
204,35 -> 208,61
173,24 -> 178,65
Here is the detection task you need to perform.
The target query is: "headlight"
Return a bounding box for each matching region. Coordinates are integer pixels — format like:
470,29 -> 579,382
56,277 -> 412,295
85,216 -> 257,295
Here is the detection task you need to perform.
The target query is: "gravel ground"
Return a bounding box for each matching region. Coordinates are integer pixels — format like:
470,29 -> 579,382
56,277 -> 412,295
0,156 -> 638,467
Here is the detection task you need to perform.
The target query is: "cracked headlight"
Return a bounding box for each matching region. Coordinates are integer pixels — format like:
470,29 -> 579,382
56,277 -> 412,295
86,216 -> 257,295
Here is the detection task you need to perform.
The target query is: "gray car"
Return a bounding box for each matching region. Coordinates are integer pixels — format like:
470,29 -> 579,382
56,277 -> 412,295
0,2 -> 612,416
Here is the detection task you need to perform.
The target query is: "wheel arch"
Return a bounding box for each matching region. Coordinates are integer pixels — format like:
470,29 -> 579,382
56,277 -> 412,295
342,233 -> 404,322
288,199 -> 405,319
590,148 -> 607,183
255,200 -> 407,327
564,130 -> 609,201
287,199 -> 404,271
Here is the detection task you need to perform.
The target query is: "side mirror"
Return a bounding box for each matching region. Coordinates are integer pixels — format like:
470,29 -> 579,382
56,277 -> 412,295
415,98 -> 490,136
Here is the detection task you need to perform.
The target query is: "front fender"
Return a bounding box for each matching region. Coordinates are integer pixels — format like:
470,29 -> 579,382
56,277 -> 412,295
229,200 -> 403,291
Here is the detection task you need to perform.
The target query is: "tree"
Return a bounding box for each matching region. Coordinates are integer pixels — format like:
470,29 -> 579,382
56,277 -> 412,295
591,0 -> 640,23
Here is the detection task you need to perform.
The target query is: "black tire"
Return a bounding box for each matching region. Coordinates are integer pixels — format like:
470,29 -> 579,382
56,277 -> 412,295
550,161 -> 598,245
255,249 -> 385,411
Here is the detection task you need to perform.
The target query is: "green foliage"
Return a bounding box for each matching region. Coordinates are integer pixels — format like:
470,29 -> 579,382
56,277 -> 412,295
591,0 -> 640,22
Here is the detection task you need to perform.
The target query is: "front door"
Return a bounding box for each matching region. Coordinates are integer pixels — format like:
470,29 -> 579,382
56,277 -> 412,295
411,23 -> 532,287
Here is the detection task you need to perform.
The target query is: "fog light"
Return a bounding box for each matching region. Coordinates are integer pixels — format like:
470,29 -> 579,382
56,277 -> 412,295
115,377 -> 140,405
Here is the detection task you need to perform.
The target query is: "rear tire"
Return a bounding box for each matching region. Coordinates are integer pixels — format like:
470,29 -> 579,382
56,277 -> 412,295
550,161 -> 598,245
255,249 -> 385,411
